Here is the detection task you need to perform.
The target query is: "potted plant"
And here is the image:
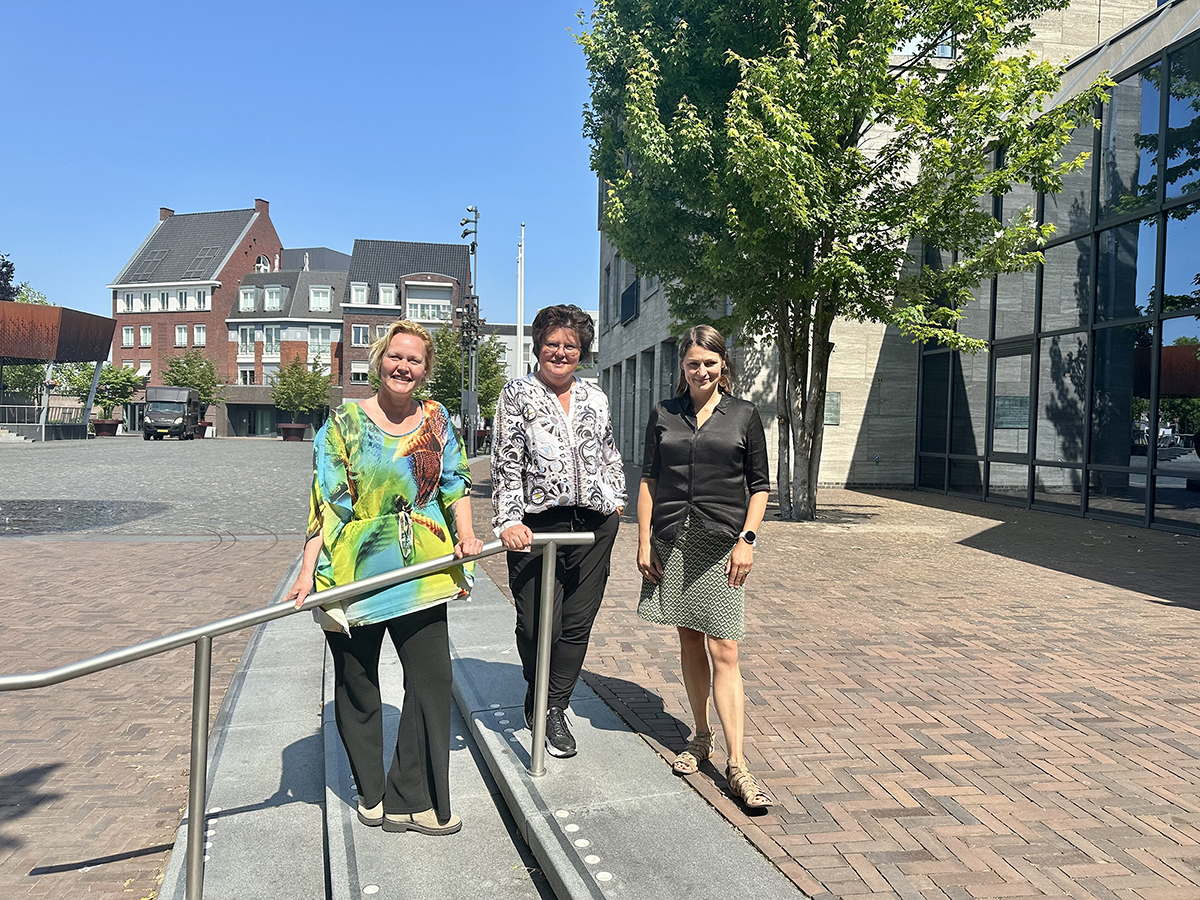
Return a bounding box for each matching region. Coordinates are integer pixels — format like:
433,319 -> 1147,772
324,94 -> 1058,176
61,363 -> 143,436
270,355 -> 331,441
162,349 -> 225,438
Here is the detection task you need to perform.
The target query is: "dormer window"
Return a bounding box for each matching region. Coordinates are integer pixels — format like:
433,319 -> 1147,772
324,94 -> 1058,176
255,255 -> 271,273
379,283 -> 397,306
239,288 -> 256,311
350,282 -> 368,305
309,286 -> 331,311
265,287 -> 282,311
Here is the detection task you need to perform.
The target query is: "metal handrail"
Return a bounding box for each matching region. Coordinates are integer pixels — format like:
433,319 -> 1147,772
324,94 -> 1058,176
0,531 -> 595,900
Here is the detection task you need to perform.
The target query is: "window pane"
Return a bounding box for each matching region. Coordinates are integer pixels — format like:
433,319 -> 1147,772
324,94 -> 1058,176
918,456 -> 946,490
949,459 -> 983,495
1154,474 -> 1200,529
1166,42 -> 1200,201
1043,127 -> 1095,233
1087,470 -> 1147,519
992,352 -> 1032,454
1157,315 -> 1200,466
1096,218 -> 1156,321
1034,466 -> 1082,509
1090,323 -> 1153,469
994,269 -> 1037,339
1163,206 -> 1200,314
988,461 -> 1028,501
920,352 -> 950,453
1041,237 -> 1092,331
1099,65 -> 1161,222
950,351 -> 987,455
1037,332 -> 1087,463
959,279 -> 992,340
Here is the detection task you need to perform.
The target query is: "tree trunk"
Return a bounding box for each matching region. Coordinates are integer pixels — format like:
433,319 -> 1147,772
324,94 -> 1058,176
774,296 -> 793,520
794,302 -> 835,520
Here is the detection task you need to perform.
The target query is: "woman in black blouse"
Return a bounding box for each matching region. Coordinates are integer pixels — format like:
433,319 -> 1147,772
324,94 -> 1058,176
637,324 -> 773,809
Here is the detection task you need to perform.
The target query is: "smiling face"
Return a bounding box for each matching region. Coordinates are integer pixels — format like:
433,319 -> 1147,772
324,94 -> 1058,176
536,327 -> 581,389
378,332 -> 428,401
681,344 -> 724,396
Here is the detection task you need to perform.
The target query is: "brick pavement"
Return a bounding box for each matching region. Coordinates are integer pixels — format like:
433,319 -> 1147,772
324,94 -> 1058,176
470,460 -> 1200,900
0,438 -> 309,899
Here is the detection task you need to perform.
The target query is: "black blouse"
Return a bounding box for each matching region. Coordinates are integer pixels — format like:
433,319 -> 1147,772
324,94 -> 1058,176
642,393 -> 770,543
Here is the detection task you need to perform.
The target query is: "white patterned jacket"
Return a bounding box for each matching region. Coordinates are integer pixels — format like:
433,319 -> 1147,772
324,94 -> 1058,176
490,374 -> 626,535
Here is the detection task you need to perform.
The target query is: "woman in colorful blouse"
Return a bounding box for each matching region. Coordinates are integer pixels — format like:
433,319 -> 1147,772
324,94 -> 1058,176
285,320 -> 483,836
491,304 -> 625,760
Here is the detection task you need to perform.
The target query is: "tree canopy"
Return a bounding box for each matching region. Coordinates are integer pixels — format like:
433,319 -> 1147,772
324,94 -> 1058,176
0,254 -> 17,304
578,0 -> 1110,518
59,363 -> 144,421
162,349 -> 226,419
270,357 -> 331,421
421,326 -> 509,421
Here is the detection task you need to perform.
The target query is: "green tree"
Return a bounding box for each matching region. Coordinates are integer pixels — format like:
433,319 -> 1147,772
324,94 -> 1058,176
578,0 -> 1110,519
421,327 -> 508,420
162,349 -> 226,420
60,363 -> 144,420
270,356 -> 331,422
0,254 -> 17,304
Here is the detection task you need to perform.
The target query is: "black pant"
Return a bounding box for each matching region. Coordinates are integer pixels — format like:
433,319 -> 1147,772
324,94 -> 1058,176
323,603 -> 452,819
508,507 -> 620,710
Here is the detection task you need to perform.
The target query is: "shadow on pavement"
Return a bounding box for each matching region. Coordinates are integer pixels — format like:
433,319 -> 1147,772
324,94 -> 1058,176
0,500 -> 170,535
0,762 -> 63,851
855,488 -> 1200,608
580,671 -> 689,745
28,842 -> 172,876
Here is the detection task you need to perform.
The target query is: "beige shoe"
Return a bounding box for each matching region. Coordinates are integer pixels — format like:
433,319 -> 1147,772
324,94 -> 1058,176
357,800 -> 383,827
382,808 -> 462,835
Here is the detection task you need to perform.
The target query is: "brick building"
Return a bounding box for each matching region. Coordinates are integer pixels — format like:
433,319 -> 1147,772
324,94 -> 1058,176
108,200 -> 283,432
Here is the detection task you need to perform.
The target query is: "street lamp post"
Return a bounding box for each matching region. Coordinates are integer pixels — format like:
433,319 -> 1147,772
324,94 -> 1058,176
459,206 -> 480,454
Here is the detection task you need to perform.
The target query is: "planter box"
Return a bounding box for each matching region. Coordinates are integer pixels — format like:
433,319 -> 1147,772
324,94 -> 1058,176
195,421 -> 212,439
279,423 -> 307,442
91,420 -> 120,437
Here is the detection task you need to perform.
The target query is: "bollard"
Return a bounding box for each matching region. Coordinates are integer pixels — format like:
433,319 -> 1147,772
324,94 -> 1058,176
529,541 -> 557,777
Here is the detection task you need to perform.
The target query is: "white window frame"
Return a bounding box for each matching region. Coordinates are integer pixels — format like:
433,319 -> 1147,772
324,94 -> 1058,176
263,325 -> 281,356
122,326 -> 134,347
141,292 -> 152,312
264,287 -> 281,311
197,289 -> 208,310
239,288 -> 256,312
239,366 -> 256,385
238,325 -> 256,357
351,324 -> 370,347
255,255 -> 271,273
193,324 -> 206,347
309,286 -> 331,312
174,324 -> 187,347
376,325 -> 390,341
159,291 -> 169,312
123,293 -> 134,313
350,360 -> 370,384
140,325 -> 152,347
350,282 -> 368,305
379,283 -> 396,306
122,359 -> 134,369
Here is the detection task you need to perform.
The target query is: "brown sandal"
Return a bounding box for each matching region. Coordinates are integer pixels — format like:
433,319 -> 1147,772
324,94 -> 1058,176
725,763 -> 774,809
671,731 -> 714,776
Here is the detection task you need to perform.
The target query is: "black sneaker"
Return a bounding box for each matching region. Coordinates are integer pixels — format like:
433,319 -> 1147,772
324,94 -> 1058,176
545,706 -> 577,758
524,687 -> 534,730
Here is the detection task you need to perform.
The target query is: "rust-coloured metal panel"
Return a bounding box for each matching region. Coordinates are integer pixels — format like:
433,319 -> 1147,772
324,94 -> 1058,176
0,304 -> 116,364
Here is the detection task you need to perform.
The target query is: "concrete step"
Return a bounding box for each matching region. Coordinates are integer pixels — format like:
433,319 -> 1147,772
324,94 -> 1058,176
0,430 -> 26,441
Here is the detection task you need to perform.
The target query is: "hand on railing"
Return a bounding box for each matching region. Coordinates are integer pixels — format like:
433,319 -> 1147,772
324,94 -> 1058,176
454,536 -> 485,558
283,572 -> 314,610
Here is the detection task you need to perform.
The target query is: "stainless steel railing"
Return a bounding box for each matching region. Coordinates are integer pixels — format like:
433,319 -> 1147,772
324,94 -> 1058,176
0,531 -> 594,900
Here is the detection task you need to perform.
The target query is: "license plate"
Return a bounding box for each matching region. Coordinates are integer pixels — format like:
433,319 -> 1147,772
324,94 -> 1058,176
158,429 -> 169,433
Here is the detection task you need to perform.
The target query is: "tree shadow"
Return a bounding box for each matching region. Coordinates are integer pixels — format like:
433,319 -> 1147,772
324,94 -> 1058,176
0,762 -> 64,852
0,500 -> 171,535
580,670 -> 690,749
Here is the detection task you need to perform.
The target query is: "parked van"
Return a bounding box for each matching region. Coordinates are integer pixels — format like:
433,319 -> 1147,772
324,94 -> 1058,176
143,386 -> 200,440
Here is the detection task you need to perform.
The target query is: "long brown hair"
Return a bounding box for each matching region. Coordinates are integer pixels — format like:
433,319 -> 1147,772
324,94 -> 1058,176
675,324 -> 734,396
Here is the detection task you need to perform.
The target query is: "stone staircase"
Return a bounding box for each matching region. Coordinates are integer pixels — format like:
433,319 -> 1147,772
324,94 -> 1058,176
0,428 -> 26,442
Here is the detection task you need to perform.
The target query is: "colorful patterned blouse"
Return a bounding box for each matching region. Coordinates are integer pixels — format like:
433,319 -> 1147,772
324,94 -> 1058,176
307,400 -> 473,630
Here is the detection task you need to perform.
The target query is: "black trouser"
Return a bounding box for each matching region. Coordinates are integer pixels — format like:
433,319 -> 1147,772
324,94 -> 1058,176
508,507 -> 620,710
323,603 -> 452,819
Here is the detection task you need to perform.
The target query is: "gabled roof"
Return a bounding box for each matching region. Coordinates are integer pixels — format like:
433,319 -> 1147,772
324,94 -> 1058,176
344,240 -> 471,305
225,270 -> 349,322
112,209 -> 258,286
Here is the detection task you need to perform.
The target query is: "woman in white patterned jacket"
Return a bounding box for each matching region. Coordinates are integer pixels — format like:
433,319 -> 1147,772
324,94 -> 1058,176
490,304 -> 625,760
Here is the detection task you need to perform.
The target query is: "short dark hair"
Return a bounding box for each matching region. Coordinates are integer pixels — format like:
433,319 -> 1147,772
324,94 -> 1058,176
530,305 -> 595,355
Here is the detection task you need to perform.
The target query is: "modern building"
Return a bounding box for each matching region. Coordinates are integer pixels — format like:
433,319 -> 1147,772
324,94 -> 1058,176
595,0 -> 1189,530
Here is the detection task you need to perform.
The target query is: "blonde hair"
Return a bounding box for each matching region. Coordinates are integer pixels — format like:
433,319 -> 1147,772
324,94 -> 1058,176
368,320 -> 436,385
676,324 -> 734,396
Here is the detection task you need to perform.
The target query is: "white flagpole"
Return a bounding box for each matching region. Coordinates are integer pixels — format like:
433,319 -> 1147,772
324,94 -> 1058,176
516,223 -> 525,377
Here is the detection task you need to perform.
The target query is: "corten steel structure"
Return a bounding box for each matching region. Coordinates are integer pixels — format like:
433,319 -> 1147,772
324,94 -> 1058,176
917,0 -> 1200,535
0,303 -> 116,440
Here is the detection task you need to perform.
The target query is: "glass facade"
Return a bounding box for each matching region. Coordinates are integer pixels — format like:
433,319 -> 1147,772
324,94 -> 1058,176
917,31 -> 1200,534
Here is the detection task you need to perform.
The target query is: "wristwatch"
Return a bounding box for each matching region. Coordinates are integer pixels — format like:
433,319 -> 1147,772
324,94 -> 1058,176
739,530 -> 757,546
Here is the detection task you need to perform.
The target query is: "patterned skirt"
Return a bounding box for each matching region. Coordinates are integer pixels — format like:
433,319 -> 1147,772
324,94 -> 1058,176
638,517 -> 745,641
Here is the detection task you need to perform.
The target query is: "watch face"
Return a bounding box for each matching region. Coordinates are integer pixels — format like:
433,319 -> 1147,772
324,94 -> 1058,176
743,530 -> 756,544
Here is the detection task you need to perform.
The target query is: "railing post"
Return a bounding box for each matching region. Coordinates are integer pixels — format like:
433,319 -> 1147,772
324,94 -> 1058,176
529,540 -> 557,777
185,635 -> 212,900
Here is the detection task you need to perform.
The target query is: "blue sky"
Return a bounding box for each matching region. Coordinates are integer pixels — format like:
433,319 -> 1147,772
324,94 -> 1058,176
0,1 -> 600,326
